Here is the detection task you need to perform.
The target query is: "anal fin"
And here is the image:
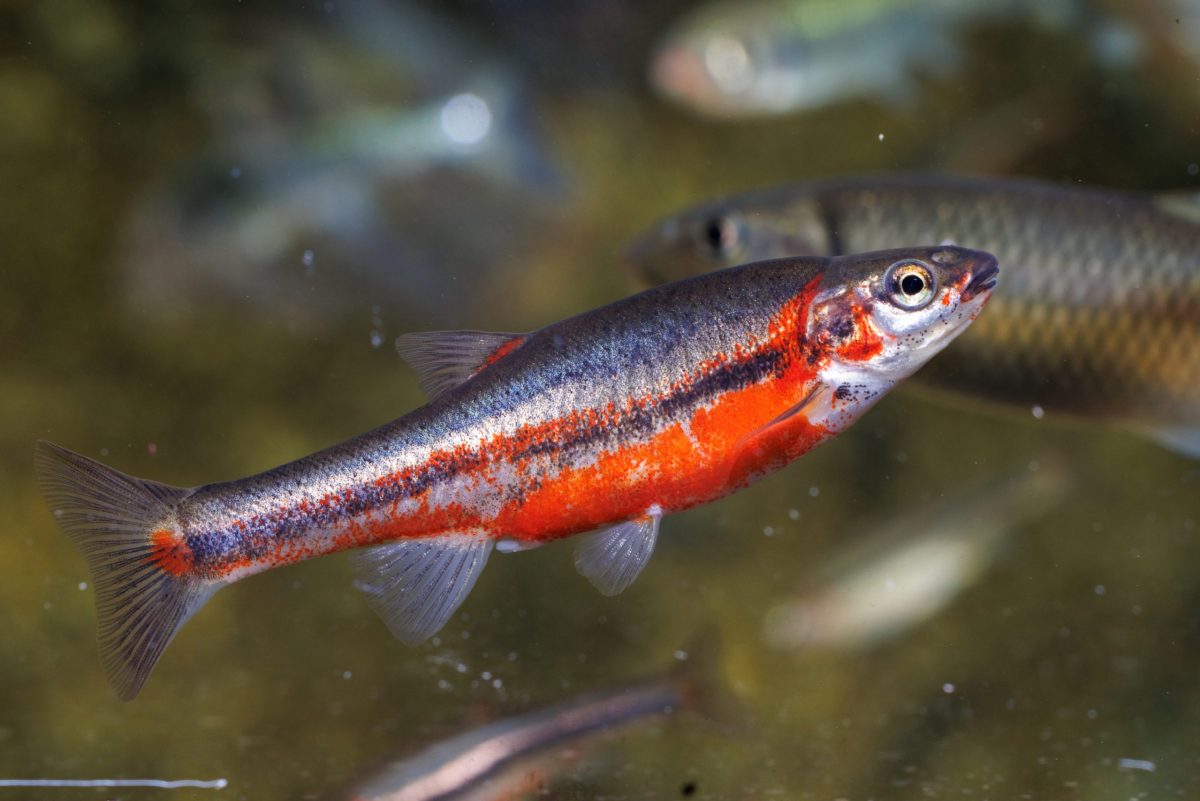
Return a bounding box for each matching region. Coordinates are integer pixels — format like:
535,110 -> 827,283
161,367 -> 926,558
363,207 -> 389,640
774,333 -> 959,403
351,534 -> 493,645
574,508 -> 662,596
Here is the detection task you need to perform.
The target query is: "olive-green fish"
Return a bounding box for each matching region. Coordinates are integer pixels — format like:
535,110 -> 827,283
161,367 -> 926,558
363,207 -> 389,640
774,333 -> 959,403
628,173 -> 1200,457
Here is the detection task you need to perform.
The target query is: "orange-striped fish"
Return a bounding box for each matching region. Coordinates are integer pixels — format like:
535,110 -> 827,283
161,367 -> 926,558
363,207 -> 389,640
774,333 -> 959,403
35,246 -> 997,699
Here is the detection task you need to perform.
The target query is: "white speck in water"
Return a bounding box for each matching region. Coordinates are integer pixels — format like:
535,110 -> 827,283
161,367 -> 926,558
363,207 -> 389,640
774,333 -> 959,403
302,249 -> 315,276
1087,708 -> 1098,719
492,678 -> 502,689
942,683 -> 955,694
455,663 -> 468,674
342,670 -> 352,680
230,166 -> 241,178
1031,405 -> 1045,419
507,651 -> 518,662
788,508 -> 800,521
436,679 -> 450,690
77,582 -> 87,591
1094,584 -> 1106,595
808,486 -> 820,498
877,133 -> 885,142
674,650 -> 689,661
440,93 -> 492,145
1117,758 -> 1156,772
763,525 -> 774,537
1189,163 -> 1199,176
481,671 -> 492,681
370,330 -> 384,349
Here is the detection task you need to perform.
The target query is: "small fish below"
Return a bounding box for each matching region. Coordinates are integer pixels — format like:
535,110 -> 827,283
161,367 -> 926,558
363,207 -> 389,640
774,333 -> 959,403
343,636 -> 726,801
35,246 -> 996,699
627,173 -> 1200,459
764,457 -> 1071,650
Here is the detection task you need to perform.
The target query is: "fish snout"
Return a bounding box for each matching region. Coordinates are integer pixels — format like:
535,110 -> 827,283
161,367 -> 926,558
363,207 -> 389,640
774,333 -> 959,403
962,255 -> 1000,302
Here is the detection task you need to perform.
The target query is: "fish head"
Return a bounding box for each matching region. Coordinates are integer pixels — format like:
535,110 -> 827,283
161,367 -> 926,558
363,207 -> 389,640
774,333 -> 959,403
807,246 -> 999,405
627,194 -> 828,286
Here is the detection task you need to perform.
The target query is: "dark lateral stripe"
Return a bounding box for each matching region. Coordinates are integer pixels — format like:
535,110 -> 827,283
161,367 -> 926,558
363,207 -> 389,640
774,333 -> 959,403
193,346 -> 787,568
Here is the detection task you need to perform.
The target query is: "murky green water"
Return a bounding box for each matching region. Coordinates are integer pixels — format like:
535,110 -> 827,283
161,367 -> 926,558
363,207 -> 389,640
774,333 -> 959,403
3,2 -> 1200,799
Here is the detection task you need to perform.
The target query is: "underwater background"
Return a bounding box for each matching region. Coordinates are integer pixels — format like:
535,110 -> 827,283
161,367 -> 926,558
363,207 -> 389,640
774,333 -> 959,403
2,1 -> 1199,798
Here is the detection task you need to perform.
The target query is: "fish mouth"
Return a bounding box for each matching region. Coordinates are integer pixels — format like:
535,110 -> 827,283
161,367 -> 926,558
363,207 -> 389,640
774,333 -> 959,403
962,257 -> 1000,302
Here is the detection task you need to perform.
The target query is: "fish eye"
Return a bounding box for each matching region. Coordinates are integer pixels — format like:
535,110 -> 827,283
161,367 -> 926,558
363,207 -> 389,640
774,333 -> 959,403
696,213 -> 742,259
885,260 -> 937,310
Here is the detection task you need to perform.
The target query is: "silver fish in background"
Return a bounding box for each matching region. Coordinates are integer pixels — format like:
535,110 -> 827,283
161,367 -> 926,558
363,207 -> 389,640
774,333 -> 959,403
764,458 -> 1070,650
627,174 -> 1200,458
344,640 -> 726,801
648,0 -> 1088,118
123,0 -> 562,321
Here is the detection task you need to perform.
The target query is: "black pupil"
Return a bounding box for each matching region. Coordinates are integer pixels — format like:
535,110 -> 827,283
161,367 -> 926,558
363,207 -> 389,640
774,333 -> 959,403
900,272 -> 925,296
704,217 -> 731,252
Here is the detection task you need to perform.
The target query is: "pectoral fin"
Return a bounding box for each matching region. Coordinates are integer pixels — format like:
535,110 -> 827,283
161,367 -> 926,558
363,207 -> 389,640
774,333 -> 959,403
351,534 -> 493,645
395,330 -> 526,400
574,509 -> 662,596
738,384 -> 827,448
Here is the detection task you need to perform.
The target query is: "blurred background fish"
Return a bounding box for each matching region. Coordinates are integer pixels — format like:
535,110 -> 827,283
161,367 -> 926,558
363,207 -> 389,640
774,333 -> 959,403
628,174 -> 1200,458
648,0 -> 1135,118
344,638 -> 728,801
122,0 -> 564,324
764,458 -> 1071,650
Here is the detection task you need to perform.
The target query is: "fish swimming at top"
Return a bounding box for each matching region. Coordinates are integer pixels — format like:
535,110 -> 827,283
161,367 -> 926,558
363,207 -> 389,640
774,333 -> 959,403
35,246 -> 996,699
627,173 -> 1200,457
648,0 -> 1094,118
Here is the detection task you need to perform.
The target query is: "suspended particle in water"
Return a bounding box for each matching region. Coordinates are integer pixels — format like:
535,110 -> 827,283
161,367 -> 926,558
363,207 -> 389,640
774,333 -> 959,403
1031,405 -> 1045,419
302,249 -> 315,277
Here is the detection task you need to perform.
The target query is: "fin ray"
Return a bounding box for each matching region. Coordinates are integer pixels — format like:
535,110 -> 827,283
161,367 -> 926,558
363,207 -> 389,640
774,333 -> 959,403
395,330 -> 525,400
34,440 -> 214,701
351,534 -> 492,644
575,510 -> 662,596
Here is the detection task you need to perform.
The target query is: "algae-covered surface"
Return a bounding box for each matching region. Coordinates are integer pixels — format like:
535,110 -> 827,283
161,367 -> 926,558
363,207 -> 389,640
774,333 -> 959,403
2,2 -> 1199,799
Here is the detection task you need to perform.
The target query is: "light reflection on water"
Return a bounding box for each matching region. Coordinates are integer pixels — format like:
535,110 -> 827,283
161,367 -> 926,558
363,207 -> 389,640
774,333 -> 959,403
1,2 -> 1199,800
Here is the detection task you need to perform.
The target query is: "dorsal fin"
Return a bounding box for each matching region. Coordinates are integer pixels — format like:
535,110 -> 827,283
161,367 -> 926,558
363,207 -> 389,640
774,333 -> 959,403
395,330 -> 526,400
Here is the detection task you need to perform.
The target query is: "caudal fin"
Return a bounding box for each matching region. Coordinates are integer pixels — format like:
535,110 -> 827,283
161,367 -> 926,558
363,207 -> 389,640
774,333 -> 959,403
33,441 -> 216,700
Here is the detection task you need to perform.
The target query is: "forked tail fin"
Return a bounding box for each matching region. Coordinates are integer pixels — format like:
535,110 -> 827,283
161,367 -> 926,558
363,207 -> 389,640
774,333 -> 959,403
33,441 -> 217,701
